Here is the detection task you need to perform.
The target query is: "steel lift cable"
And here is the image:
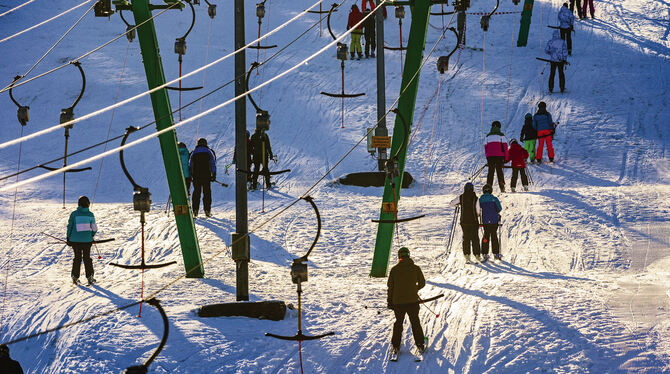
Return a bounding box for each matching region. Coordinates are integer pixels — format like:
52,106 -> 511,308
195,2 -> 216,140
0,0 -> 92,44
0,0 -> 326,149
0,0 -> 37,18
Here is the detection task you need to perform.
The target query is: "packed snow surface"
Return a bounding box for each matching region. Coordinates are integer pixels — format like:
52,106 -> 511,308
0,0 -> 669,372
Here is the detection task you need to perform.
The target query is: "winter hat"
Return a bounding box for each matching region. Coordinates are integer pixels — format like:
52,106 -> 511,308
178,142 -> 186,148
525,113 -> 532,119
78,195 -> 90,208
0,344 -> 8,358
464,182 -> 474,192
351,4 -> 359,10
538,101 -> 547,109
398,247 -> 410,259
563,2 -> 568,6
483,184 -> 493,194
491,120 -> 501,129
197,138 -> 208,147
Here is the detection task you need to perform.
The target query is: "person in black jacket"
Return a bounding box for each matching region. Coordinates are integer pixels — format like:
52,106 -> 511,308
450,182 -> 481,262
519,113 -> 537,163
362,9 -> 376,58
189,138 -> 217,217
0,344 -> 24,374
250,128 -> 274,190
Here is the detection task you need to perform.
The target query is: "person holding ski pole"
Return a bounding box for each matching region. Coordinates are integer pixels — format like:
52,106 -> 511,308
507,139 -> 530,192
450,182 -> 481,263
484,121 -> 509,193
558,3 -> 575,56
479,185 -> 503,261
544,30 -> 569,93
189,138 -> 217,217
533,101 -> 558,163
347,4 -> 364,60
520,113 -> 537,163
250,128 -> 274,190
0,344 -> 23,374
388,247 -> 426,357
67,196 -> 97,285
178,142 -> 191,196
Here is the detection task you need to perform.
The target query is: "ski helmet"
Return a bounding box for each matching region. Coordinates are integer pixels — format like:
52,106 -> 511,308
398,247 -> 410,259
0,344 -> 8,358
78,195 -> 90,208
525,113 -> 532,119
464,182 -> 474,192
538,101 -> 547,109
491,120 -> 501,128
482,184 -> 493,194
197,138 -> 207,147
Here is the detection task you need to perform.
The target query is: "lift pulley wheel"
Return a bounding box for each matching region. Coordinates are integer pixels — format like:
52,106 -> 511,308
208,3 -> 216,18
256,111 -> 271,131
174,38 -> 187,55
336,42 -> 348,61
480,15 -> 490,31
256,2 -> 265,18
395,5 -> 405,19
133,188 -> 151,213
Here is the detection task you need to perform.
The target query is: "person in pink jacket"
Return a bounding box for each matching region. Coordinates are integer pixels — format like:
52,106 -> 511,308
484,121 -> 509,193
506,139 -> 529,192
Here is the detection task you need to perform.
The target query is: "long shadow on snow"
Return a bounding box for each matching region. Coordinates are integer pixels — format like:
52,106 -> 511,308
425,281 -> 651,371
476,260 -> 593,281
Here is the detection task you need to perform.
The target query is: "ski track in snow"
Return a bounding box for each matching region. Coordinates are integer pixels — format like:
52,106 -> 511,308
0,0 -> 669,372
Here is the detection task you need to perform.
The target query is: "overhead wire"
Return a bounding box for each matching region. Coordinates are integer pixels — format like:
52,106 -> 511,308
0,0 -> 326,150
1,4 -> 457,348
0,0 -> 37,18
0,0 -> 92,44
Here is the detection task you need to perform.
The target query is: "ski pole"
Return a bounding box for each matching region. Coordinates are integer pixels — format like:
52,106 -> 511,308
42,232 -> 66,243
93,242 -> 102,260
420,302 -> 440,318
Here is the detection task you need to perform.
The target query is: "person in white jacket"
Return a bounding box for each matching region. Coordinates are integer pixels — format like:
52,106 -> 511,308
558,3 -> 575,55
545,30 -> 569,93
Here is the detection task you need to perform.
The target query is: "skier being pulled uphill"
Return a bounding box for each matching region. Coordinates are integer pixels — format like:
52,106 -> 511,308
67,196 -> 97,285
545,30 -> 569,93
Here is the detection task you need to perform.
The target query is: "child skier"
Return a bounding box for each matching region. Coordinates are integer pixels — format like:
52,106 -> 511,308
520,113 -> 537,163
178,142 -> 191,196
507,139 -> 530,192
533,101 -> 557,163
484,121 -> 509,193
388,247 -> 426,358
67,196 -> 98,285
450,182 -> 481,263
479,185 -> 503,261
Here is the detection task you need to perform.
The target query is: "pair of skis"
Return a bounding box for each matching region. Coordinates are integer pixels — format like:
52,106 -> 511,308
390,341 -> 427,362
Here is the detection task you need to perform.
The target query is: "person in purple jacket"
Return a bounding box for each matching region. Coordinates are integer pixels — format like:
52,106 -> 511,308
484,121 -> 509,193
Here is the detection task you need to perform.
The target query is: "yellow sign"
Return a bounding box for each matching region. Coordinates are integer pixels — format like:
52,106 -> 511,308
371,136 -> 392,148
382,202 -> 397,214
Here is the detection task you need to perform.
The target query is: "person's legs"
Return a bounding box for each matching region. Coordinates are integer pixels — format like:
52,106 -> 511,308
549,62 -> 557,92
203,182 -> 212,213
192,180 -> 202,214
82,243 -> 94,278
252,160 -> 261,188
71,244 -> 83,279
407,303 -> 425,348
486,157 -> 495,187
495,157 -> 505,192
391,306 -> 407,349
520,168 -> 529,187
546,133 -> 555,160
487,225 -> 500,254
558,62 -> 566,92
511,168 -> 519,188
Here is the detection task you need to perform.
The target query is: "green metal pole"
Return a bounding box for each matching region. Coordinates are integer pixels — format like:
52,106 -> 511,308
130,0 -> 204,277
517,0 -> 534,47
370,0 -> 430,277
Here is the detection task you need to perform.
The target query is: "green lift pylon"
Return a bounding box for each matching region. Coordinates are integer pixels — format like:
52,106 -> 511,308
121,0 -> 204,277
370,0 -> 431,277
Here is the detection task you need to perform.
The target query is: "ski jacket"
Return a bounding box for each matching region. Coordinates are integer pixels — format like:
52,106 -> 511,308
507,142 -> 529,168
362,11 -> 375,37
479,193 -> 502,224
250,131 -> 273,160
0,356 -> 23,374
520,118 -> 537,141
178,146 -> 190,178
545,30 -> 568,62
361,0 -> 387,18
450,191 -> 480,225
189,145 -> 217,182
387,258 -> 425,305
347,7 -> 364,31
558,7 -> 575,29
67,207 -> 97,243
532,111 -> 555,132
232,136 -> 254,165
484,133 -> 509,158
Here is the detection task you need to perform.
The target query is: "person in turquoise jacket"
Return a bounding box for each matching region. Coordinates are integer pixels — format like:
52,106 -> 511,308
66,196 -> 97,285
178,142 -> 191,195
479,184 -> 503,261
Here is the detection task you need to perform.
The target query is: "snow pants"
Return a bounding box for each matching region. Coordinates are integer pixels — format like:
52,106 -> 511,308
481,224 -> 500,255
560,28 -> 572,54
461,224 -> 481,256
71,242 -> 94,279
486,156 -> 506,192
252,159 -> 271,188
364,31 -> 376,56
192,180 -> 212,214
511,168 -> 528,188
536,129 -> 555,161
391,303 -> 425,349
523,139 -> 536,161
548,61 -> 565,92
570,0 -> 583,18
582,0 -> 594,18
350,31 -> 363,55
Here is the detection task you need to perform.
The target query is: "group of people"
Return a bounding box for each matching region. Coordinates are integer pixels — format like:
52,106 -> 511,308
347,2 -> 381,60
484,101 -> 558,193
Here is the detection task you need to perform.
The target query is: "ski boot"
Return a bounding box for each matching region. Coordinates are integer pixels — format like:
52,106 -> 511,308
357,52 -> 363,60
511,187 -> 516,193
475,255 -> 482,262
350,52 -> 355,60
482,254 -> 490,262
494,254 -> 502,261
523,185 -> 529,192
72,276 -> 79,285
87,276 -> 96,285
205,210 -> 212,218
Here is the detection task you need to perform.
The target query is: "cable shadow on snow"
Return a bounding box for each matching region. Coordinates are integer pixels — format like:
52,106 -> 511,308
475,260 -> 593,281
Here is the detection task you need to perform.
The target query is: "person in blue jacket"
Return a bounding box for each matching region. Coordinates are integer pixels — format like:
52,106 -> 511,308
67,196 -> 97,285
178,142 -> 191,196
558,3 -> 575,55
479,184 -> 502,261
189,138 -> 217,217
532,101 -> 557,163
0,344 -> 23,374
544,30 -> 569,93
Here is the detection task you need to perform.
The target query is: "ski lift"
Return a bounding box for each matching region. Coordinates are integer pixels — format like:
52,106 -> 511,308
204,0 -> 216,19
8,75 -> 29,126
384,5 -> 407,72
480,0 -> 499,31
249,0 -> 277,51
394,5 -> 405,19
110,126 -> 177,271
371,109 -> 425,224
245,62 -> 271,131
266,196 -> 335,343
256,1 -> 265,18
123,298 -> 169,374
94,0 -> 114,17
119,10 -> 136,42
436,27 -> 459,73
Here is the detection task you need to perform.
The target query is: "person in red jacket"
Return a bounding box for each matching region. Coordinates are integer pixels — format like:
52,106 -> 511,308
361,0 -> 387,18
347,5 -> 364,60
506,139 -> 529,192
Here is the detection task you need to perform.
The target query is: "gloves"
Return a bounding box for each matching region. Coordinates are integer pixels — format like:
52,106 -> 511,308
66,239 -> 73,247
211,175 -> 216,182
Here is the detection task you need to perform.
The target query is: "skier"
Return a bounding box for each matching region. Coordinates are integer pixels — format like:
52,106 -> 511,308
582,0 -> 595,18
387,247 -> 426,357
544,30 -> 569,93
189,138 -> 217,217
520,113 -> 537,163
558,3 -> 575,55
484,121 -> 509,193
178,142 -> 191,196
347,4 -> 364,60
532,101 -> 557,163
66,196 -> 97,285
570,0 -> 584,19
479,184 -> 503,261
507,139 -> 530,192
362,8 -> 376,58
450,182 -> 481,263
0,344 -> 23,374
250,128 -> 274,190
232,130 -> 254,187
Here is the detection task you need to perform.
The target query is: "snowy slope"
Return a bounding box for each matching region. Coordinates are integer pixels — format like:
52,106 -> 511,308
1,0 -> 669,372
